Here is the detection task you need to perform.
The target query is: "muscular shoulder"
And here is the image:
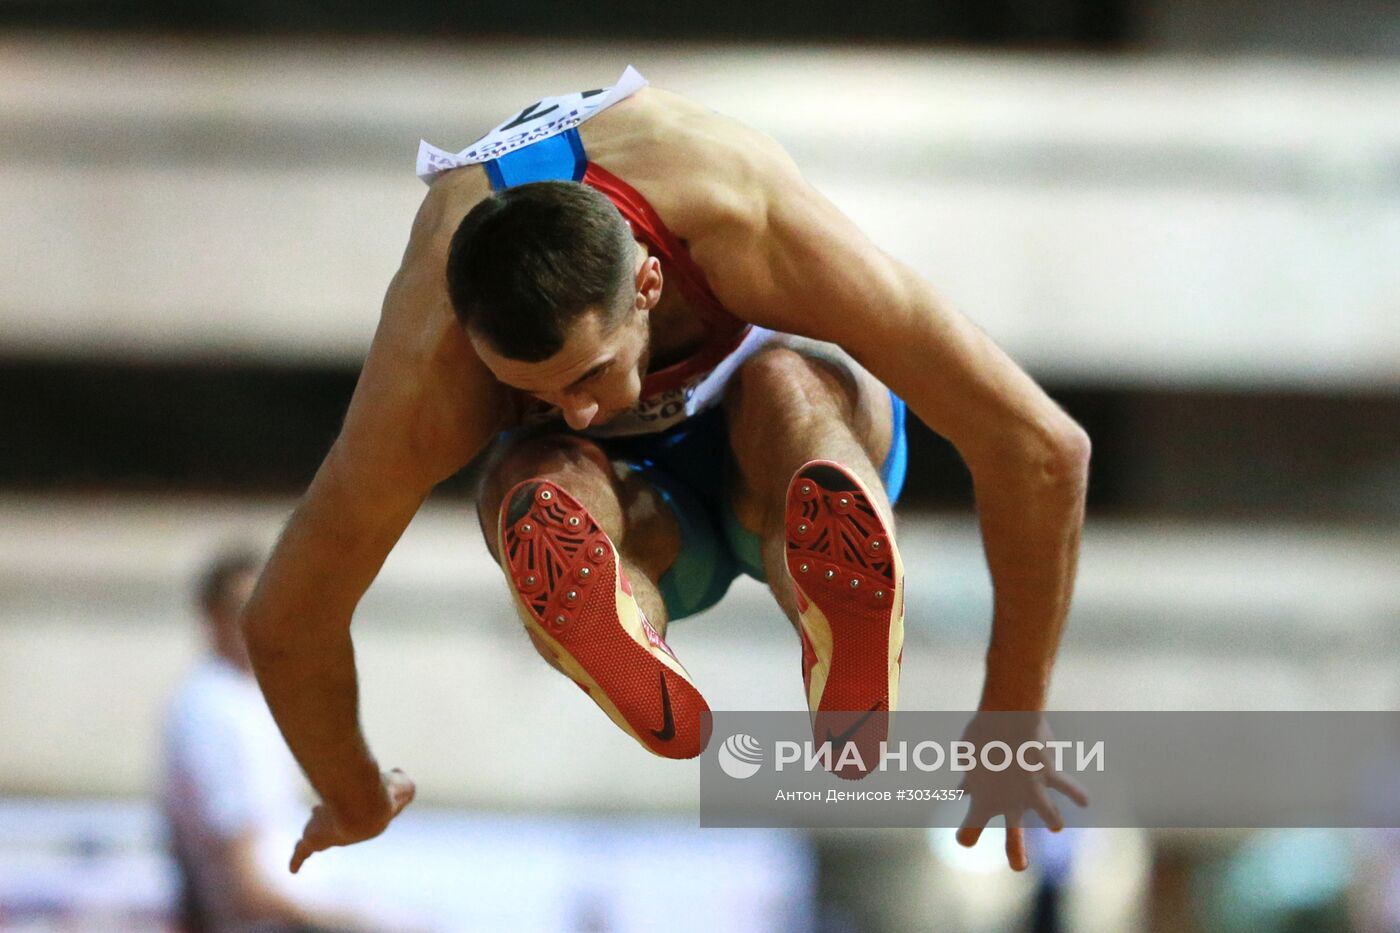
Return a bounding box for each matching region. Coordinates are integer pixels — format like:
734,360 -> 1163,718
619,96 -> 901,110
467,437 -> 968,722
415,163 -> 493,243
587,86 -> 794,242
340,167 -> 505,487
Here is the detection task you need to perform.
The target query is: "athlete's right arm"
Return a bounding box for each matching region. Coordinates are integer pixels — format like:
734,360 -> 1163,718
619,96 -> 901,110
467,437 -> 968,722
242,222 -> 502,857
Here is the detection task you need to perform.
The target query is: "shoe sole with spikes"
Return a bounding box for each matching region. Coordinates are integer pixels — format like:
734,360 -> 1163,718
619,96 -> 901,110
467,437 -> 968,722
785,460 -> 905,776
498,479 -> 709,759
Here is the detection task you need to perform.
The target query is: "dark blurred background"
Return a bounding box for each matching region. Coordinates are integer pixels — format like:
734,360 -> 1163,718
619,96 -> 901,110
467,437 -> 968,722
0,1 -> 1396,930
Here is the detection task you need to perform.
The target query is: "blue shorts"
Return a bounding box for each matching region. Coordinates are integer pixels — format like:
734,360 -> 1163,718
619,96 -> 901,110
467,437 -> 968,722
598,390 -> 908,621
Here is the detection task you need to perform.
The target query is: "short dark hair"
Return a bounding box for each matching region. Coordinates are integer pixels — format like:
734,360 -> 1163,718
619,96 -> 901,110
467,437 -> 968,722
445,181 -> 636,362
195,547 -> 260,617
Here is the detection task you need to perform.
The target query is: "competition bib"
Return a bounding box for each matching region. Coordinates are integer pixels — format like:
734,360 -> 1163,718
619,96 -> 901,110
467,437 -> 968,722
416,66 -> 648,184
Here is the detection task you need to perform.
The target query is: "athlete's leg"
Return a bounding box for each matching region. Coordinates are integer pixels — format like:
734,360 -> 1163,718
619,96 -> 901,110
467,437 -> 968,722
725,342 -> 896,624
725,341 -> 903,769
476,430 -> 709,758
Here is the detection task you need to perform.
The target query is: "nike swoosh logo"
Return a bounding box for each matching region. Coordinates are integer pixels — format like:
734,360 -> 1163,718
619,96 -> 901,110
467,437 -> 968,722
650,671 -> 676,741
824,702 -> 884,750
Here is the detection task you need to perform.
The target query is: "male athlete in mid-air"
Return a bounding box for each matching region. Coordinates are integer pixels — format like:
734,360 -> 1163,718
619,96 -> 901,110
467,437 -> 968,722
242,67 -> 1091,874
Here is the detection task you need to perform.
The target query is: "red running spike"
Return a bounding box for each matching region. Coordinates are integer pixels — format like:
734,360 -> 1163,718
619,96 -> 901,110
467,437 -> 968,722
784,461 -> 905,778
498,479 -> 710,759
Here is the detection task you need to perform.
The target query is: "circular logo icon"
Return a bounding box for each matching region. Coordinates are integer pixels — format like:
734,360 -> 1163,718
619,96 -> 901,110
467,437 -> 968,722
717,733 -> 764,779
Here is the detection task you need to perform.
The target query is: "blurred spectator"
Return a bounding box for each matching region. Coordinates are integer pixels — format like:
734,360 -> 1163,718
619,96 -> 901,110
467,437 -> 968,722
1025,828 -> 1076,933
157,548 -> 379,933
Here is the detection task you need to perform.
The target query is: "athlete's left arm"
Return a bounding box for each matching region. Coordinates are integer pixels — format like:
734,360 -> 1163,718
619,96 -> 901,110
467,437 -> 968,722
702,155 -> 1091,718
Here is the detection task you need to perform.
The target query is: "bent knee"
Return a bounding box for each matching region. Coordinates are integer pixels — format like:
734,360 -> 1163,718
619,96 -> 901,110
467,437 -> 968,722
725,346 -> 860,438
724,343 -> 893,498
475,433 -> 615,550
733,345 -> 814,393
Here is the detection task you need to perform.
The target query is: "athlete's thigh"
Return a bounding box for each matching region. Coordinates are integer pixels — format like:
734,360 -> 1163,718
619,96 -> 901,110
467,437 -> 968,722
784,334 -> 894,463
726,335 -> 894,482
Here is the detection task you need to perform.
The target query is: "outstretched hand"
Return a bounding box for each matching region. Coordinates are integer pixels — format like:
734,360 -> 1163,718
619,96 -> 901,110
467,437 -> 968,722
290,769 -> 416,873
953,715 -> 1089,871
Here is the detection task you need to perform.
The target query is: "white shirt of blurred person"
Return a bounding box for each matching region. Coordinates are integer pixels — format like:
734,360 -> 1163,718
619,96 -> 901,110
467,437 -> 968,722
159,550 -> 412,933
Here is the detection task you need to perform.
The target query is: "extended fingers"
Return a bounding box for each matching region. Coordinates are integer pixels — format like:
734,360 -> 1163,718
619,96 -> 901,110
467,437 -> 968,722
1045,771 -> 1090,808
955,796 -> 995,848
1029,785 -> 1064,832
290,836 -> 314,874
1005,818 -> 1028,872
289,806 -> 331,874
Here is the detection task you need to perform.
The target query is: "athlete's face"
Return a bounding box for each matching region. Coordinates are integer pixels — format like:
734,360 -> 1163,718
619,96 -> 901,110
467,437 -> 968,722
472,250 -> 662,431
